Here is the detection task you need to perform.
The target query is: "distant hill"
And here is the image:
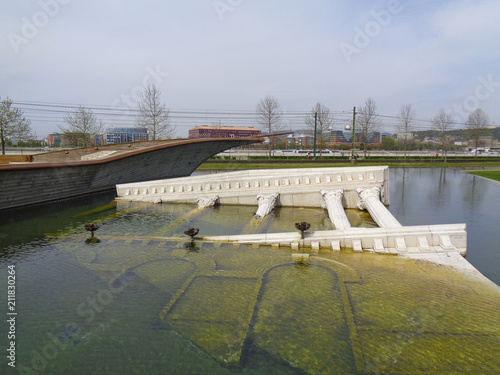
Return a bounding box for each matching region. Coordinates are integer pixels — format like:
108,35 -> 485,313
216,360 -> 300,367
413,127 -> 500,141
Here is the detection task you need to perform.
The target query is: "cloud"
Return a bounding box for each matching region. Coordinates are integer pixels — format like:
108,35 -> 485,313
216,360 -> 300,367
432,0 -> 500,41
1,0 -> 499,137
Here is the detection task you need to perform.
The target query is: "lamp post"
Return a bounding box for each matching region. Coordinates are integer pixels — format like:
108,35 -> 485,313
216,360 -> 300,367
313,112 -> 318,158
345,106 -> 356,164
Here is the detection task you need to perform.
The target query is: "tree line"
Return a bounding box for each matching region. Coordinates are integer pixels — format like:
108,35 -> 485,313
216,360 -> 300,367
0,84 -> 174,153
0,91 -> 493,159
255,96 -> 492,160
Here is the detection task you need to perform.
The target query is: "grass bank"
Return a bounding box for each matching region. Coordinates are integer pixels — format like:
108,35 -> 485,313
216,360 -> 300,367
198,158 -> 500,170
467,170 -> 500,182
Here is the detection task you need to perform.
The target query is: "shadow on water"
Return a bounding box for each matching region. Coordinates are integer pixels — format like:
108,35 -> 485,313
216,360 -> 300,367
0,190 -> 117,258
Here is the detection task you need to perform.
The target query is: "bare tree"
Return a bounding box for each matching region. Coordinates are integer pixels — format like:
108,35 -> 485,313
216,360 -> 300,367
136,84 -> 175,140
357,98 -> 381,158
58,106 -> 104,147
466,108 -> 489,157
304,103 -> 334,157
397,104 -> 416,159
0,97 -> 36,155
256,96 -> 284,157
211,120 -> 224,138
432,109 -> 454,162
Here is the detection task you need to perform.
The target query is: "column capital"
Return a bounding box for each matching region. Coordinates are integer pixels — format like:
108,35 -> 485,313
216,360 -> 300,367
255,193 -> 280,219
356,186 -> 381,210
197,195 -> 219,209
257,192 -> 279,205
320,189 -> 344,203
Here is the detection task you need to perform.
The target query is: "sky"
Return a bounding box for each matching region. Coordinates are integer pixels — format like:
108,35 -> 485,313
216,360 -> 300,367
1,0 -> 500,139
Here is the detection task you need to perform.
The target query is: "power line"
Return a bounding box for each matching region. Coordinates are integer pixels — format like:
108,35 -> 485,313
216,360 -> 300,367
10,100 -> 500,135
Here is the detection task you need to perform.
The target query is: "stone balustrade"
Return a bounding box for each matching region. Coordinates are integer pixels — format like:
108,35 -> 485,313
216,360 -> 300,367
116,166 -> 390,209
202,223 -> 467,257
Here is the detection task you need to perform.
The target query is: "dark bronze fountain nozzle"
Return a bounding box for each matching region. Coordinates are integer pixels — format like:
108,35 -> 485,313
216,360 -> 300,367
184,227 -> 199,240
84,223 -> 100,238
295,222 -> 311,239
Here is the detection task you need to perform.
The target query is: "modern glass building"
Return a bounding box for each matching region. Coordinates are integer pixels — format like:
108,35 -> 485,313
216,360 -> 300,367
329,130 -> 381,146
104,127 -> 149,144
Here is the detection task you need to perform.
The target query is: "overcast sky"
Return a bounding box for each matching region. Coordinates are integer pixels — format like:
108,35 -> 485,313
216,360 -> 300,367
2,0 -> 500,138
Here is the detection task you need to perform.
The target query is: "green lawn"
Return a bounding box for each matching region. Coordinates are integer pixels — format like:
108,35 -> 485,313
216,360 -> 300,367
467,170 -> 500,182
198,160 -> 500,170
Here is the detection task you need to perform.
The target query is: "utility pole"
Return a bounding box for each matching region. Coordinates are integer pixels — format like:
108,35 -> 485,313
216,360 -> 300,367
313,112 -> 318,158
351,106 -> 356,164
0,117 -> 5,155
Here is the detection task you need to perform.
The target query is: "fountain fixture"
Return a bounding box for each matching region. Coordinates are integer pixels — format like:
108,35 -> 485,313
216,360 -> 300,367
84,223 -> 100,243
184,227 -> 200,241
295,222 -> 311,239
84,223 -> 100,238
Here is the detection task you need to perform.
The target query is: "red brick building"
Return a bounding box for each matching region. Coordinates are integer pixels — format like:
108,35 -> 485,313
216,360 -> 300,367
189,126 -> 261,139
47,133 -> 62,146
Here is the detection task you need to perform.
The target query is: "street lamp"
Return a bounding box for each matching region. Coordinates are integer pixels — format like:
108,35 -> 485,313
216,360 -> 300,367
345,107 -> 356,163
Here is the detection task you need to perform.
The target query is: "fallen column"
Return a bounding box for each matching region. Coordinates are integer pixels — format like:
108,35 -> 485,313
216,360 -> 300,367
356,186 -> 402,228
254,193 -> 279,219
320,189 -> 351,230
197,195 -> 219,209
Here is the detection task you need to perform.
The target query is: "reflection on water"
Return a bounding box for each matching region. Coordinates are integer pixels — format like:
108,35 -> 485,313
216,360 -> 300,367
0,169 -> 499,374
389,168 -> 500,285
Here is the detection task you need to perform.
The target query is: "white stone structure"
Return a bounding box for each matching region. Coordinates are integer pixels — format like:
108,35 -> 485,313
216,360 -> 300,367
356,186 -> 402,228
116,166 -> 390,208
254,193 -> 279,219
197,195 -> 219,209
203,223 -> 467,257
115,166 -> 475,272
320,189 -> 351,230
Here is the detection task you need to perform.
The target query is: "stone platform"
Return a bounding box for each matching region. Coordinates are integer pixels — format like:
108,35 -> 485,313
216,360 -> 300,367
115,166 -> 471,269
116,166 -> 390,208
202,224 -> 467,257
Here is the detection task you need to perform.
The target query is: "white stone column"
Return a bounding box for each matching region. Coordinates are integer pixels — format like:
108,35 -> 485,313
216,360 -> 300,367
254,193 -> 279,219
356,186 -> 402,228
320,189 -> 351,230
197,195 -> 219,209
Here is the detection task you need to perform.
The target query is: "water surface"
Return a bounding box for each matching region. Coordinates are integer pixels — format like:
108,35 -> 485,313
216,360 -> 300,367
388,168 -> 500,285
0,168 -> 499,374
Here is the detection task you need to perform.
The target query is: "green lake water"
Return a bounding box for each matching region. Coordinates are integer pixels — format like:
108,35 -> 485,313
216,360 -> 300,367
0,168 -> 499,374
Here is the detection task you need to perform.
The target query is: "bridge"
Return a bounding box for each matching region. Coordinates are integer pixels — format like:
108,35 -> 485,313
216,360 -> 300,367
0,137 -> 265,210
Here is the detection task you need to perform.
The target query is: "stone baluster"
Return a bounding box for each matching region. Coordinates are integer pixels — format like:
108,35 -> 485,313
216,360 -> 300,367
197,195 -> 219,209
320,189 -> 351,230
356,186 -> 401,228
254,193 -> 279,219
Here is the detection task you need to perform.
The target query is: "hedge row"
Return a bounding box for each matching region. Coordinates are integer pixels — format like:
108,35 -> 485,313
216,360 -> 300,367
207,156 -> 500,163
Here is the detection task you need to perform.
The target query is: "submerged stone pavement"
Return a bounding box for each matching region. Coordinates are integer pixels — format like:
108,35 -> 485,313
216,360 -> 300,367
46,197 -> 500,374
